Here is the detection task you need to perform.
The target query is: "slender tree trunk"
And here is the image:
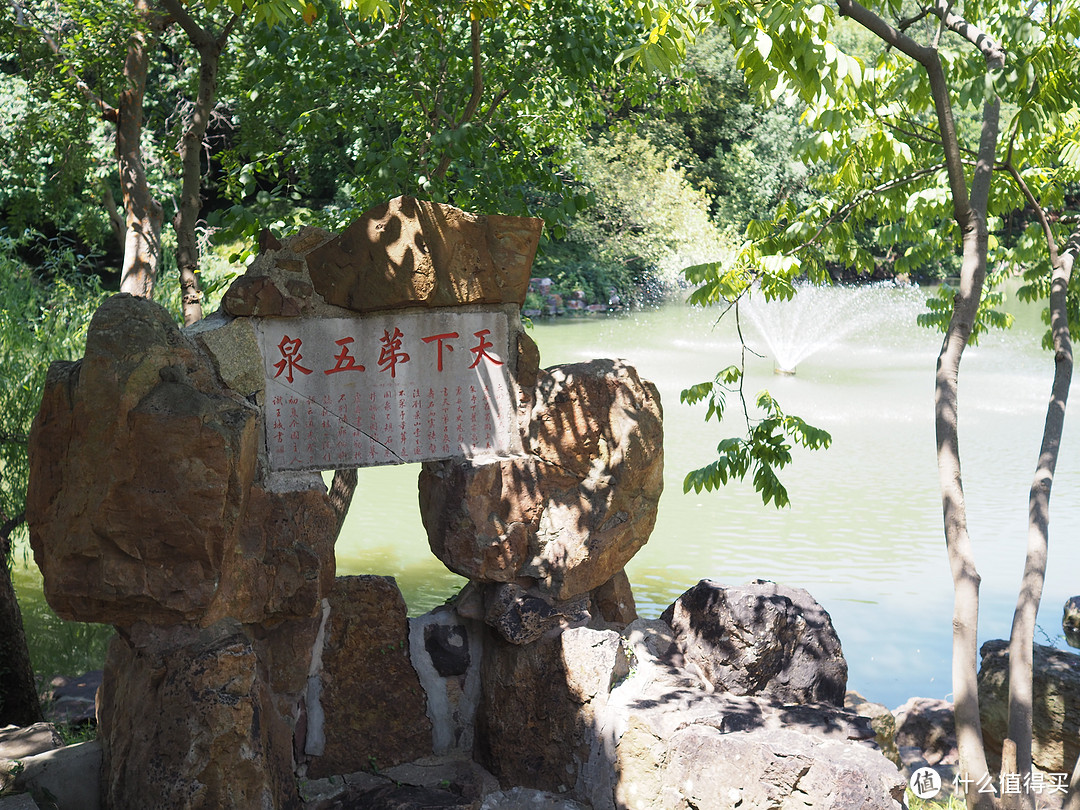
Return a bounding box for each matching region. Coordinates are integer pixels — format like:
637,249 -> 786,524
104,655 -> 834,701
117,0 -> 164,299
0,515 -> 43,727
162,0 -> 237,326
931,79 -> 1001,810
935,225 -> 995,810
1006,233 -> 1076,808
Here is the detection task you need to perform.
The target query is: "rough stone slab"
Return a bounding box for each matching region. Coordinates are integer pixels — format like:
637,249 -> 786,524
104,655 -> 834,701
12,740 -> 101,810
381,755 -> 499,802
306,576 -> 432,779
480,788 -> 589,810
0,724 -> 64,761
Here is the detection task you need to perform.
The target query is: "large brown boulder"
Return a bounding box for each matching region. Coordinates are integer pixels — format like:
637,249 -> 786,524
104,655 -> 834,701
661,579 -> 848,707
420,359 -> 663,602
978,639 -> 1080,774
27,295 -> 260,625
98,621 -> 298,810
305,196 -> 543,312
27,294 -> 337,629
306,576 -> 433,779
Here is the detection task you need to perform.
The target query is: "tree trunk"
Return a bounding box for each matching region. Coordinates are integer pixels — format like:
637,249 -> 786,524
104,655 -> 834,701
935,224 -> 995,810
117,0 -> 164,299
163,0 -> 237,326
929,70 -> 1001,810
328,468 -> 358,541
0,517 -> 43,727
1006,233 -> 1076,806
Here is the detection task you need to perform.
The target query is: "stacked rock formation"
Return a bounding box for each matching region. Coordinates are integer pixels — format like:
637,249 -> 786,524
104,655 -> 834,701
27,195 -> 904,809
26,197 -> 547,808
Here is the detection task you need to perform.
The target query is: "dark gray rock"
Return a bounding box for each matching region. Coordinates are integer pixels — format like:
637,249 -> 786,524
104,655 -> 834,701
423,624 -> 471,678
1064,596 -> 1080,649
482,583 -> 588,645
978,639 -> 1080,774
43,670 -> 103,726
661,579 -> 848,706
893,697 -> 957,767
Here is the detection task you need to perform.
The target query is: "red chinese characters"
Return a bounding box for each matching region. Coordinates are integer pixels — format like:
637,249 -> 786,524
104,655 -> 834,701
468,329 -> 503,369
378,327 -> 410,378
264,314 -> 513,471
324,337 -> 365,374
273,335 -> 313,383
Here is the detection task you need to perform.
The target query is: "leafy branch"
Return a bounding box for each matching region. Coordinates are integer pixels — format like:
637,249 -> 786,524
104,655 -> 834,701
680,304 -> 832,509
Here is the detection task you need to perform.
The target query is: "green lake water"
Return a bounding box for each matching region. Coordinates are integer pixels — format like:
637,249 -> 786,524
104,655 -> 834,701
14,283 -> 1080,710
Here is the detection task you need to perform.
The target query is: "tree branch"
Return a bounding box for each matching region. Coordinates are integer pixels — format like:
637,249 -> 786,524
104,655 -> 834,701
340,3 -> 407,50
456,18 -> 484,128
794,163 -> 947,252
14,0 -> 117,121
432,17 -> 486,181
931,0 -> 1008,66
1003,161 -> 1061,269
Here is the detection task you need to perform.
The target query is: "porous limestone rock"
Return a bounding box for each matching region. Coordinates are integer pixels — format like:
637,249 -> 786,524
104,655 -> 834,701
98,622 -> 297,810
978,639 -> 1080,774
419,359 -> 663,602
476,626 -> 628,793
306,576 -> 432,779
661,579 -> 848,707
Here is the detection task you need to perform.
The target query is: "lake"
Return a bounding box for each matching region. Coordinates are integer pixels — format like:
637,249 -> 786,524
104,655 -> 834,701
335,283 -> 1080,710
13,282 -> 1079,711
